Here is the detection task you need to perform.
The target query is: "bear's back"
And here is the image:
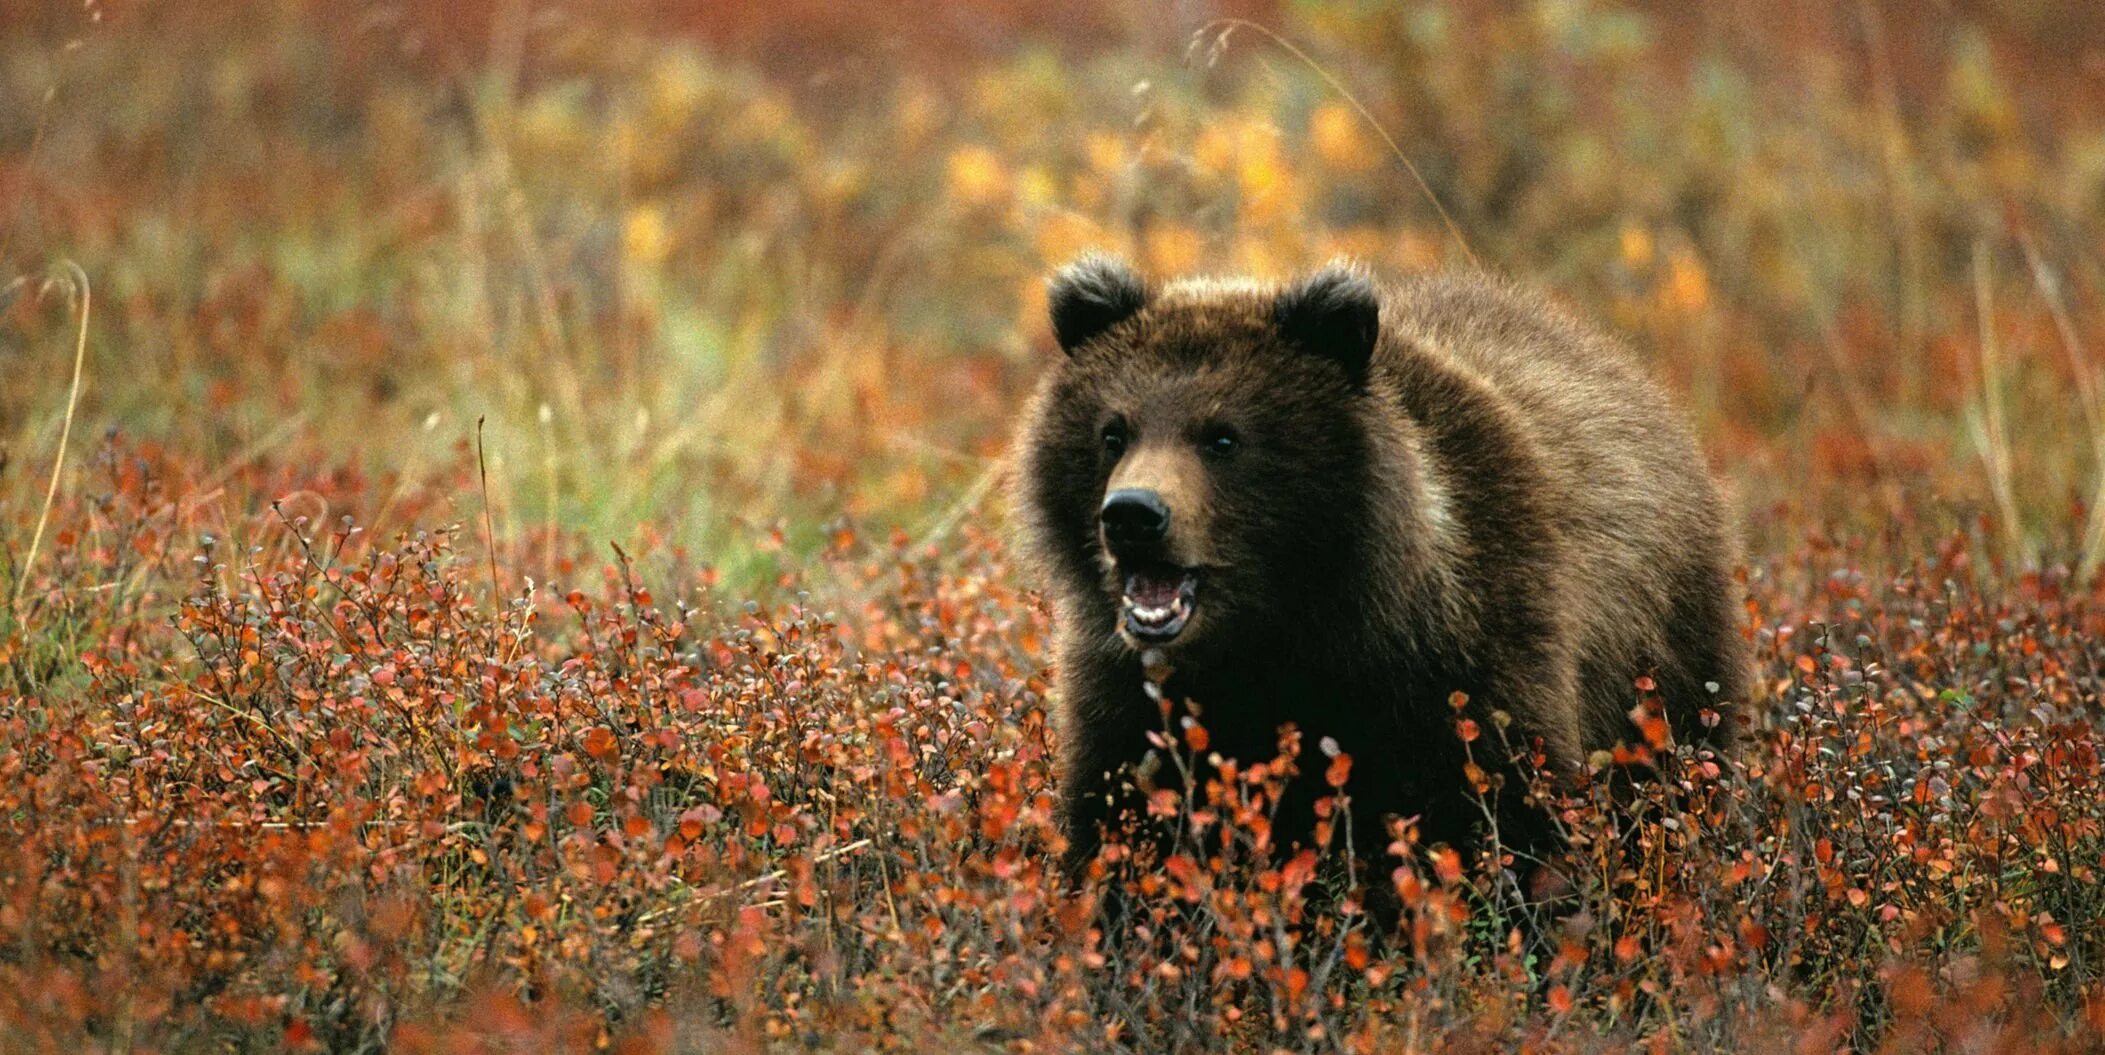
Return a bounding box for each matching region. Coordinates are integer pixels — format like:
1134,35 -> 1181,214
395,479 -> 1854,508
1380,272 -> 1745,750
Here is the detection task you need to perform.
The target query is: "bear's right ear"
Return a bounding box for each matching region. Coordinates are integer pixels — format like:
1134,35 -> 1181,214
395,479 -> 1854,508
1274,262 -> 1381,387
1048,253 -> 1149,356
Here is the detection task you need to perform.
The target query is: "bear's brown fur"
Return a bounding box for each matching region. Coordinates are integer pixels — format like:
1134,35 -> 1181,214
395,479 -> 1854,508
1011,255 -> 1748,882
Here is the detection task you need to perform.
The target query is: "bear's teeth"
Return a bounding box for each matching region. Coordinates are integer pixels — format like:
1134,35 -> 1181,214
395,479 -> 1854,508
1120,574 -> 1197,638
1126,599 -> 1183,627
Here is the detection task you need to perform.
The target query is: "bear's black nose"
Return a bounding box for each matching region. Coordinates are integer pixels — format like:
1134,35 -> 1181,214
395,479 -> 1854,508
1100,489 -> 1170,551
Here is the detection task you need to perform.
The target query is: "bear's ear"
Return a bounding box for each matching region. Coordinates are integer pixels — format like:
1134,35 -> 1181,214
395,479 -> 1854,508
1048,253 -> 1149,356
1273,262 -> 1381,386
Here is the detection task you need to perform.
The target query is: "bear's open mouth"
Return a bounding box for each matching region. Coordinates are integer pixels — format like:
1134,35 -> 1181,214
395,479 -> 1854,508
1120,563 -> 1198,643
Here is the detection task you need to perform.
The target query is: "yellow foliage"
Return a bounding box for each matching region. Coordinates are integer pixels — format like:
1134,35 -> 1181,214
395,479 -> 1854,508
1619,224 -> 1656,270
1233,120 -> 1290,226
947,145 -> 1011,209
644,53 -> 706,125
1033,211 -> 1111,268
1017,165 -> 1058,208
1320,226 -> 1390,263
1145,225 -> 1206,276
1395,231 -> 1444,271
516,92 -> 587,156
1193,124 -> 1235,177
1309,103 -> 1379,172
820,161 -> 870,207
1233,240 -> 1282,278
1083,132 -> 1127,176
896,83 -> 943,146
1663,246 -> 1712,314
623,205 -> 673,266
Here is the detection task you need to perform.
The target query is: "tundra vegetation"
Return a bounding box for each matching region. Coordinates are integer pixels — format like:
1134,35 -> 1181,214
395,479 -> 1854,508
2,2 -> 2104,1051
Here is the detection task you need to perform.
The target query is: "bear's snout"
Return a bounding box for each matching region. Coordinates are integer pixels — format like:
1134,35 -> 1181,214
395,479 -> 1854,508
1099,488 -> 1170,555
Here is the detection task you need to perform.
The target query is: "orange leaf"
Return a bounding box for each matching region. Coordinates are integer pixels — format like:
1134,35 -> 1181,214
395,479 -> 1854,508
1326,752 -> 1353,788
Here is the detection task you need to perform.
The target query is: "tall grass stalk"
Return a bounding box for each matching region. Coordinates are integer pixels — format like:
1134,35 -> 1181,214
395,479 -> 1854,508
9,262 -> 91,622
1967,244 -> 2028,568
1196,18 -> 1480,271
2020,241 -> 2105,581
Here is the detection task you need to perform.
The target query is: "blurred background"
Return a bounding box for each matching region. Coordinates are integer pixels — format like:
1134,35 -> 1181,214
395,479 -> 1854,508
5,0 -> 2105,582
7,7 -> 2105,1048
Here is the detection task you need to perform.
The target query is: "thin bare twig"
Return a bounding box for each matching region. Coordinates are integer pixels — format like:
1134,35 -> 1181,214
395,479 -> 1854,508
476,416 -> 503,612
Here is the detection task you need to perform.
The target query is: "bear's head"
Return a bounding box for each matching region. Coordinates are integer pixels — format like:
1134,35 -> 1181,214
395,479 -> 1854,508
1016,253 -> 1388,659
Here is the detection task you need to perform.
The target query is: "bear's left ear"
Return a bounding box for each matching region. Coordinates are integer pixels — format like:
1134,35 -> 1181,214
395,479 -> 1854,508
1273,262 -> 1381,386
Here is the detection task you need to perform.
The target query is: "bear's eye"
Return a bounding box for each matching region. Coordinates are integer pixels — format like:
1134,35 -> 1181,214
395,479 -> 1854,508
1100,421 -> 1128,458
1201,424 -> 1240,458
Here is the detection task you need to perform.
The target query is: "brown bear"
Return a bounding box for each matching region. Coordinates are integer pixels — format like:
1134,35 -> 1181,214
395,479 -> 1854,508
1010,254 -> 1748,889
